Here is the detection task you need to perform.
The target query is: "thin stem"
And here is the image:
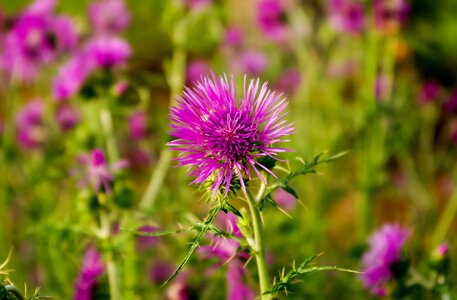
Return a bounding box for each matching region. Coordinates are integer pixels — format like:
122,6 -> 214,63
243,186 -> 271,299
432,177 -> 457,247
139,27 -> 186,210
98,207 -> 121,300
99,106 -> 119,164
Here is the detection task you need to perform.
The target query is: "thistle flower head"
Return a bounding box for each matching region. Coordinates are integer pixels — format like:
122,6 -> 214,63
73,247 -> 105,300
168,73 -> 293,197
360,224 -> 411,297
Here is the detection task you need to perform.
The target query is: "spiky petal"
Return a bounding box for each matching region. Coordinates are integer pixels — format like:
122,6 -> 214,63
168,73 -> 293,196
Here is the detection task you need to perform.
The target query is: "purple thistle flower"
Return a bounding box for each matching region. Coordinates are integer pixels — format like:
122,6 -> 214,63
16,100 -> 46,149
360,224 -> 411,297
272,187 -> 296,210
73,247 -> 105,300
274,68 -> 301,96
50,16 -> 80,52
136,225 -> 159,251
128,111 -> 147,141
374,0 -> 410,31
84,36 -> 131,68
53,53 -> 94,101
180,0 -> 212,11
55,103 -> 79,132
76,148 -> 128,194
328,0 -> 364,34
418,81 -> 439,104
150,262 -> 175,284
186,59 -> 210,85
233,50 -> 268,77
0,0 -> 79,83
224,27 -> 244,47
442,91 -> 457,115
256,0 -> 288,42
88,0 -> 130,35
168,73 -> 293,196
227,260 -> 255,300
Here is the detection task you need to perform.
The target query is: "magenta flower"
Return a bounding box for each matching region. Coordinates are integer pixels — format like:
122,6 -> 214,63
227,260 -> 255,300
136,225 -> 159,251
168,73 -> 293,196
272,187 -> 296,210
55,104 -> 79,132
224,27 -> 244,47
274,68 -> 301,96
418,81 -> 439,104
233,50 -> 268,76
328,0 -> 364,34
16,100 -> 46,149
186,59 -> 210,85
375,74 -> 387,101
76,148 -> 128,194
360,224 -> 411,297
199,212 -> 253,300
256,0 -> 288,42
84,36 -> 131,68
0,0 -> 79,82
442,91 -> 457,114
374,0 -> 410,31
53,54 -> 94,101
88,0 -> 130,35
73,247 -> 105,300
128,111 -> 147,141
180,0 -> 212,11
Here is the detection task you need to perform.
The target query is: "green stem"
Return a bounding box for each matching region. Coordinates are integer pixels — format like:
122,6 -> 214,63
244,187 -> 270,299
99,106 -> 119,164
139,26 -> 187,211
99,208 -> 121,300
431,179 -> 457,247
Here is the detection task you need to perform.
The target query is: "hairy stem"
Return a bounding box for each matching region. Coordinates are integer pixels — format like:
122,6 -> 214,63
244,187 -> 271,299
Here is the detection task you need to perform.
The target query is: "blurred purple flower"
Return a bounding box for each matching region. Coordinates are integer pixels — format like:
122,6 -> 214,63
272,187 -> 297,210
224,27 -> 244,47
129,111 -> 147,141
25,0 -> 56,17
16,100 -> 46,149
374,0 -> 410,31
442,91 -> 457,114
200,212 -> 254,300
274,68 -> 301,96
0,0 -> 79,83
150,262 -> 175,284
227,260 -> 255,300
88,0 -> 130,35
84,36 -> 131,68
360,224 -> 411,297
51,16 -> 80,52
234,50 -> 267,76
256,0 -> 288,42
418,81 -> 439,104
113,80 -> 128,96
168,73 -> 293,196
136,225 -> 159,251
55,104 -> 79,132
186,59 -> 210,84
76,148 -> 128,194
437,243 -> 449,257
73,247 -> 105,300
180,0 -> 212,11
328,0 -> 364,34
53,54 -> 94,101
375,74 -> 387,101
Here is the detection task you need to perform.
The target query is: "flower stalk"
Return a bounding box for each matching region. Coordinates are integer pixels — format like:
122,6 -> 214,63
244,185 -> 271,299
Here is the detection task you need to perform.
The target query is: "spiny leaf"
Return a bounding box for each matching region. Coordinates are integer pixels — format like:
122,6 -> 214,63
259,151 -> 349,210
161,206 -> 222,287
264,254 -> 359,295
